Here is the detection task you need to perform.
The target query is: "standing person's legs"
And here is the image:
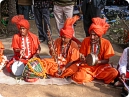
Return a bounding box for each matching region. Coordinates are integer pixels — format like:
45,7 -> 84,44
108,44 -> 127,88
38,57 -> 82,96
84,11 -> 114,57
15,0 -> 18,14
23,5 -> 30,20
54,5 -> 64,34
83,5 -> 91,37
91,7 -> 101,18
63,5 -> 74,36
83,14 -> 91,37
63,5 -> 73,19
18,5 -> 23,15
34,7 -> 45,41
42,8 -> 51,41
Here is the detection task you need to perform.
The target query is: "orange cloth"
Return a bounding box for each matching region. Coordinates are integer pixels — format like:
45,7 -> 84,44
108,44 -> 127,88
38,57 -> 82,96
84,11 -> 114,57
6,32 -> 40,73
42,15 -> 80,78
41,38 -> 79,78
11,32 -> 40,58
72,37 -> 118,84
6,15 -> 40,73
0,41 -> 4,63
89,17 -> 110,37
60,15 -> 79,38
72,37 -> 81,46
0,41 -> 4,49
11,15 -> 30,30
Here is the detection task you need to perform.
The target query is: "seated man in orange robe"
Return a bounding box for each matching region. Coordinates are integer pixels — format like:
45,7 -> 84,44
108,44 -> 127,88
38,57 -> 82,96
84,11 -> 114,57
42,15 -> 81,78
6,15 -> 41,73
72,17 -> 118,84
0,41 -> 8,71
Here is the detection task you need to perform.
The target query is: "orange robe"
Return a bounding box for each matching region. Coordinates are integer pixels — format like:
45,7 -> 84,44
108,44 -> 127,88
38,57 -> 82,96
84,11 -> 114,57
0,41 -> 5,63
6,32 -> 40,73
42,38 -> 80,78
0,41 -> 8,70
72,37 -> 118,84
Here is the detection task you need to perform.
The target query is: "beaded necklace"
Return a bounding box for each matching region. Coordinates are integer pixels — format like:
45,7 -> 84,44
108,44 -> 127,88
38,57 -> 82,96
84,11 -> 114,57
60,40 -> 71,58
90,40 -> 101,55
21,36 -> 31,59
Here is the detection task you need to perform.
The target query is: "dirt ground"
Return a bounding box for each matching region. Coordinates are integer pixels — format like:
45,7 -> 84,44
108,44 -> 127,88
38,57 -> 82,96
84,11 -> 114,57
0,18 -> 125,97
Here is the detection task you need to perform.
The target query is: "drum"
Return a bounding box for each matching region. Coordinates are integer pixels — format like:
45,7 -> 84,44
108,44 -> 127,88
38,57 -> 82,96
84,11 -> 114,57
12,61 -> 25,76
22,57 -> 46,82
86,53 -> 98,66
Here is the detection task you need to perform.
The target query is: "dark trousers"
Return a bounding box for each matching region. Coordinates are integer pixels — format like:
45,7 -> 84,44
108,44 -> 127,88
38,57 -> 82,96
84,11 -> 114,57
83,4 -> 101,37
18,5 -> 30,20
34,7 -> 51,41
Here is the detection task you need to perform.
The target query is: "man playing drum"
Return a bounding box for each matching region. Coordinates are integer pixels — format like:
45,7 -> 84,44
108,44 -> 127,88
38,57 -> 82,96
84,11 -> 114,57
6,15 -> 41,73
72,17 -> 118,84
42,15 -> 81,78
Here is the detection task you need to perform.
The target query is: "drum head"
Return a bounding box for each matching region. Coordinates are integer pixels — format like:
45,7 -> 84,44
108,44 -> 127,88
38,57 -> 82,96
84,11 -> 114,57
12,61 -> 24,76
86,54 -> 96,66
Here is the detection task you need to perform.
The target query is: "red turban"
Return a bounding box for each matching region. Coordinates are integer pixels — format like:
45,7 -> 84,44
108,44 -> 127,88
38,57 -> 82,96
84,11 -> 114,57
60,15 -> 80,38
89,17 -> 110,37
11,15 -> 30,30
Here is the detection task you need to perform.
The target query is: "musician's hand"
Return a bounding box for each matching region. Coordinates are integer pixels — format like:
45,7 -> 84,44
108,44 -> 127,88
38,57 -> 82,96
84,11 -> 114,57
58,69 -> 62,75
55,70 -> 61,77
55,68 -> 65,77
80,53 -> 86,62
49,47 -> 57,56
33,53 -> 40,58
20,49 -> 24,57
49,47 -> 53,55
120,73 -> 125,81
61,67 -> 66,74
36,45 -> 41,54
96,60 -> 100,64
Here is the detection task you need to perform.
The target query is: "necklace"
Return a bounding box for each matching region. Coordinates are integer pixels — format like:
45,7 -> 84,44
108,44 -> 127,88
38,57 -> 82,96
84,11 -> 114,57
90,40 -> 101,55
60,40 -> 71,58
21,36 -> 31,58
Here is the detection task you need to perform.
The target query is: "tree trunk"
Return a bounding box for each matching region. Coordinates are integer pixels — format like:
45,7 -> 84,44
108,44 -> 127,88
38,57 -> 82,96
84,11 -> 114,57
7,0 -> 17,35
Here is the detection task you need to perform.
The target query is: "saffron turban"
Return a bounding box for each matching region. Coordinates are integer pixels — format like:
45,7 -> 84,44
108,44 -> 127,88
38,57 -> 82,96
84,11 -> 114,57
11,15 -> 30,30
60,15 -> 80,38
89,17 -> 110,37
